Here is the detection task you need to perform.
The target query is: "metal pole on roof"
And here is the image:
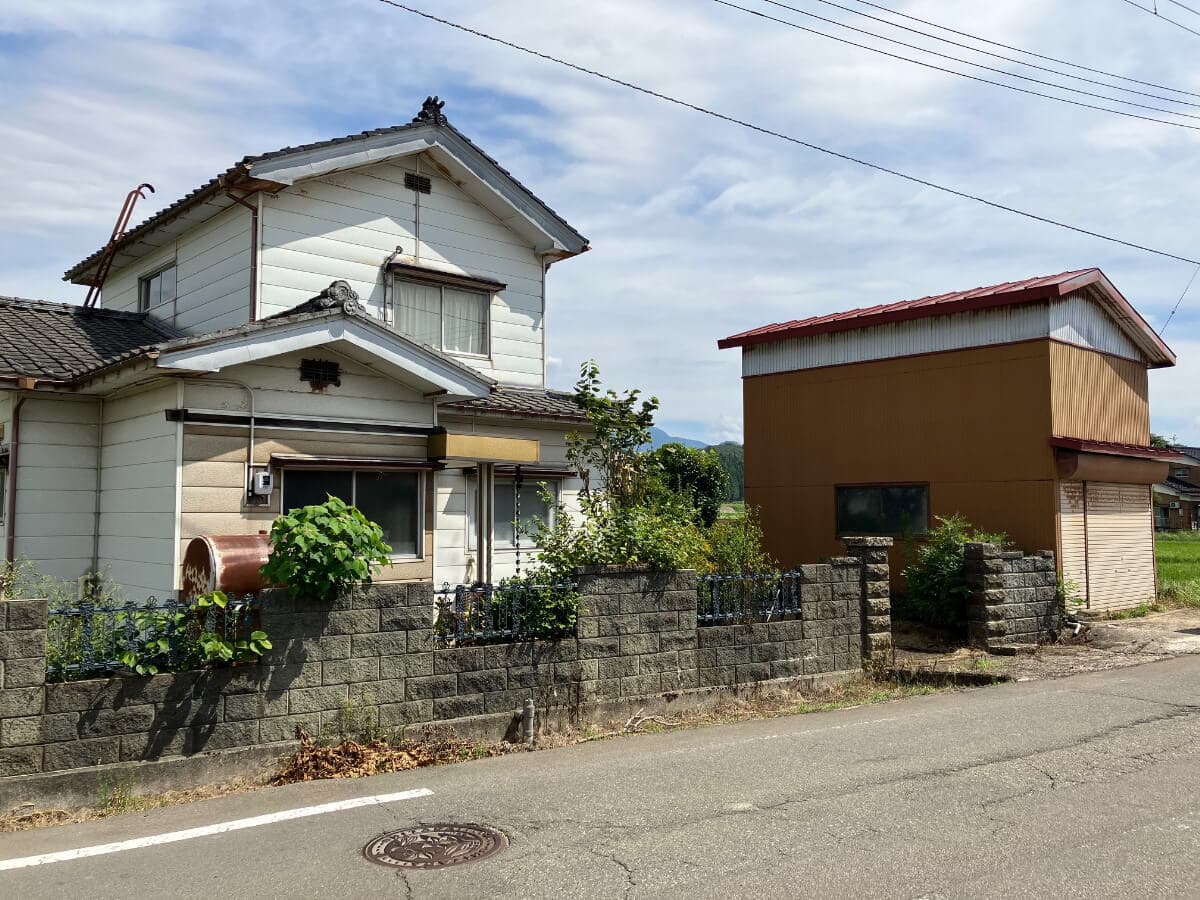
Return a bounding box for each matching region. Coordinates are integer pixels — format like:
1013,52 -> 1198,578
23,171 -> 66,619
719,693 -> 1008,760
83,184 -> 155,310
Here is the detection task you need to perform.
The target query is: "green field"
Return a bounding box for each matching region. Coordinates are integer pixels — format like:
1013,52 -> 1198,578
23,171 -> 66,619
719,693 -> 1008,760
1156,531 -> 1200,607
718,501 -> 746,519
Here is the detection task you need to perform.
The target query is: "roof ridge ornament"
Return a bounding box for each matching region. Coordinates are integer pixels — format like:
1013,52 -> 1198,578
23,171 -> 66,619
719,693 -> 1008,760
413,95 -> 448,126
314,280 -> 361,315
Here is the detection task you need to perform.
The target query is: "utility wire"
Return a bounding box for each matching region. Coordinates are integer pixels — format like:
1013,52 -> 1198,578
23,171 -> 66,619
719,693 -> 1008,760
797,0 -> 1200,107
374,1 -> 1200,267
839,0 -> 1199,97
1165,0 -> 1200,16
711,0 -> 1200,129
1118,0 -> 1200,38
1160,265 -> 1200,333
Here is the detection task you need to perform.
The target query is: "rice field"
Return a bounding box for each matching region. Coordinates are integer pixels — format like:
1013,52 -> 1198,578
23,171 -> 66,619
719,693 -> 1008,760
1156,531 -> 1200,607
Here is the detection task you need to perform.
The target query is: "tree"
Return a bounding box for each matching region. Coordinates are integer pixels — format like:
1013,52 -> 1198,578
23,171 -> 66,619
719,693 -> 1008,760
650,443 -> 729,527
709,442 -> 744,501
1151,433 -> 1177,449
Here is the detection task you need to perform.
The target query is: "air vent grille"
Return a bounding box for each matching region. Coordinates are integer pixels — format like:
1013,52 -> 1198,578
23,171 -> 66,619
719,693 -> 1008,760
405,172 -> 432,194
300,358 -> 341,391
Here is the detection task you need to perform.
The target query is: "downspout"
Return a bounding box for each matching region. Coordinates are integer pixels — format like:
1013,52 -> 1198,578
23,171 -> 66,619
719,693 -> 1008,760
5,394 -> 27,564
222,184 -> 260,323
90,398 -> 105,574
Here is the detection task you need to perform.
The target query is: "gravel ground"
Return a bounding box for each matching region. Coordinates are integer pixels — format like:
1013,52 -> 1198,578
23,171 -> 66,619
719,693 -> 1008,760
894,606 -> 1200,681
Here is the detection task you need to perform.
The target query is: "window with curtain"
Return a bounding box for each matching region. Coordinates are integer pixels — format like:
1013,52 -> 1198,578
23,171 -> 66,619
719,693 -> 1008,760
467,478 -> 557,550
282,468 -> 422,557
394,277 -> 488,355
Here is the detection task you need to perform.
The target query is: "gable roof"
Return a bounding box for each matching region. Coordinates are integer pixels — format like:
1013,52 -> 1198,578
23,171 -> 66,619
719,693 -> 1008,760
0,296 -> 182,383
718,268 -> 1175,367
64,97 -> 589,286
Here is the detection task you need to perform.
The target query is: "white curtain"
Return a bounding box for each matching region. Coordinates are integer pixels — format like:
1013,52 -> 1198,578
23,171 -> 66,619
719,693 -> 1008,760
442,287 -> 486,355
396,281 -> 441,347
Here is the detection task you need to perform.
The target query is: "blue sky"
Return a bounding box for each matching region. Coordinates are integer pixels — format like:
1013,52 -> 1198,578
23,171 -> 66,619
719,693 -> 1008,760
1,1 -> 1197,444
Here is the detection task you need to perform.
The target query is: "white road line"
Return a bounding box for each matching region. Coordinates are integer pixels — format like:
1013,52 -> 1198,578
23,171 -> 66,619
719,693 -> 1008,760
0,787 -> 433,872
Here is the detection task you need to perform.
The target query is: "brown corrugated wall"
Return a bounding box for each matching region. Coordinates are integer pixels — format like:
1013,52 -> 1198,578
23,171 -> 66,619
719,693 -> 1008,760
1048,342 -> 1149,444
743,341 -> 1060,578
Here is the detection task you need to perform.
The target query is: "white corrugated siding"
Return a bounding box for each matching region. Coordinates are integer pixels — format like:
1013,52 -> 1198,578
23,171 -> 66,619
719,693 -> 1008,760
1049,290 -> 1141,362
1083,482 -> 1156,611
743,291 -> 1146,375
1058,482 -> 1088,601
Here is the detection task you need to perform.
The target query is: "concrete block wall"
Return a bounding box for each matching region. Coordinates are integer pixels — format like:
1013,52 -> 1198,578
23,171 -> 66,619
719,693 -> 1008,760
964,543 -> 1059,649
0,540 -> 892,781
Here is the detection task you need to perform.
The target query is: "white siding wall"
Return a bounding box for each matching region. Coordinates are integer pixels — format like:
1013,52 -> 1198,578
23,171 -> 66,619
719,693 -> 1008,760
12,395 -> 101,585
259,158 -> 546,388
181,351 -> 435,426
102,204 -> 252,334
433,416 -> 583,586
743,293 -> 1147,376
97,382 -> 180,598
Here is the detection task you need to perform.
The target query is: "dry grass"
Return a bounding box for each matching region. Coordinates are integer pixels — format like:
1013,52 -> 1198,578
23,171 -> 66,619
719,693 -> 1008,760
1,676 -> 946,833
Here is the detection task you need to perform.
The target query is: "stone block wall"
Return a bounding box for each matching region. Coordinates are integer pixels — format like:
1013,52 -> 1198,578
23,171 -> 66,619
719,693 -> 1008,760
0,539 -> 892,781
964,543 -> 1059,649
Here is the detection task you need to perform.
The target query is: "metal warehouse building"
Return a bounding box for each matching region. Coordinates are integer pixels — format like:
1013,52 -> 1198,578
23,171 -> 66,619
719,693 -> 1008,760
719,268 -> 1182,613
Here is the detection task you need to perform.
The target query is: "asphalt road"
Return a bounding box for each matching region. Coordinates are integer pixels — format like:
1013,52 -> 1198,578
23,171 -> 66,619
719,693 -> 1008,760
3,656 -> 1199,899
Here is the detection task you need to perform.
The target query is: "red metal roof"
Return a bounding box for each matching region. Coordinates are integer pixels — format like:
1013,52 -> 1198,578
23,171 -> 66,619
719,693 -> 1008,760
717,268 -> 1175,367
1049,436 -> 1187,462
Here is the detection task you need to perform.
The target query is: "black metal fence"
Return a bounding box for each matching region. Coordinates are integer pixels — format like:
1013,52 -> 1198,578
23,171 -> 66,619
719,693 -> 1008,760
697,572 -> 808,624
435,580 -> 579,646
46,595 -> 260,681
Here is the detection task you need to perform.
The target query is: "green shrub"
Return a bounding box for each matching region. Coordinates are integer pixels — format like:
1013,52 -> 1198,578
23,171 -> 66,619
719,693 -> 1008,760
898,514 -> 1006,629
649,443 -> 730,527
261,495 -> 393,601
702,505 -> 776,574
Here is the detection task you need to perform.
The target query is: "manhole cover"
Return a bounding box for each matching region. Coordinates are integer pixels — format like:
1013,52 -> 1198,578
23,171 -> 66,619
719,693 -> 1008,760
363,823 -> 508,870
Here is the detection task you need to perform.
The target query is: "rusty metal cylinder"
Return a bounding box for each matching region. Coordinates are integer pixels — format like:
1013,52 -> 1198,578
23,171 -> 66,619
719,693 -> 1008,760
181,534 -> 272,602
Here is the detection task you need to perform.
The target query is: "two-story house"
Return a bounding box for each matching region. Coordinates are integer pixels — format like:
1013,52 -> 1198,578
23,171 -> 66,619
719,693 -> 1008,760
0,97 -> 591,599
1155,448 -> 1200,530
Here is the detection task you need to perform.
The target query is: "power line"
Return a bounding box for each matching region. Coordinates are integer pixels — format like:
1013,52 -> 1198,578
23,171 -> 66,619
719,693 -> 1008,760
1165,0 -> 1200,16
374,1 -> 1200,267
799,0 -> 1200,107
839,0 -> 1200,97
1118,0 -> 1200,38
1160,265 -> 1199,333
711,0 -> 1200,130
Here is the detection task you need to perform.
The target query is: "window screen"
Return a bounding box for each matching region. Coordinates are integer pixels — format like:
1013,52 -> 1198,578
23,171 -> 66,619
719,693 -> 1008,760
836,485 -> 929,536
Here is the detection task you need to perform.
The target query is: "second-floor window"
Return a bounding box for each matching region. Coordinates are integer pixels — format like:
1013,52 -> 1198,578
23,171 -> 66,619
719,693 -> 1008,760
1175,467 -> 1191,478
139,263 -> 177,314
395,278 -> 488,356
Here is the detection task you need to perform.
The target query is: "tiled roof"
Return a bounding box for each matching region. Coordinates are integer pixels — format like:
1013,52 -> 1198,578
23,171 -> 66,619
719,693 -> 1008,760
1049,436 -> 1187,461
1162,477 -> 1200,496
718,268 -> 1174,366
0,297 -> 182,382
1176,446 -> 1200,463
442,387 -> 586,422
65,108 -> 587,283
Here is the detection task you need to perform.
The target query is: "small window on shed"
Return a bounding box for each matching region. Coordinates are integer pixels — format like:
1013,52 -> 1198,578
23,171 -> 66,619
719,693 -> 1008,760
836,485 -> 929,536
1175,467 -> 1190,478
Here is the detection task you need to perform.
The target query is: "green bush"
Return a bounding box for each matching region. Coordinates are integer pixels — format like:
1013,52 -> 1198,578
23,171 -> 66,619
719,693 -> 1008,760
898,514 -> 1006,629
650,443 -> 730,527
260,495 -> 393,601
702,506 -> 776,574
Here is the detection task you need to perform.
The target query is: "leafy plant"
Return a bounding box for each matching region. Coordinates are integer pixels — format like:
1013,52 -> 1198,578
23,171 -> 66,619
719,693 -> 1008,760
650,443 -> 730,527
118,606 -> 191,676
701,505 -> 776,574
260,495 -> 393,601
898,514 -> 1007,630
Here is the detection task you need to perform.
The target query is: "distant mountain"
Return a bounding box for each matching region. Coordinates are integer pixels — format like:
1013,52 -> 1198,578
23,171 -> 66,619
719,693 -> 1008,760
648,426 -> 707,450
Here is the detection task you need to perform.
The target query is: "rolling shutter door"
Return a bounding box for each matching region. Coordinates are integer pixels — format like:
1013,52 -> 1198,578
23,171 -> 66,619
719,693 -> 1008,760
1058,482 -> 1088,599
1084,483 -> 1156,611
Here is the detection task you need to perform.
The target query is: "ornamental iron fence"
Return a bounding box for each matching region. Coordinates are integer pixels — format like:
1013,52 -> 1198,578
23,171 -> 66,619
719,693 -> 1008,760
697,572 -> 811,624
435,580 -> 579,646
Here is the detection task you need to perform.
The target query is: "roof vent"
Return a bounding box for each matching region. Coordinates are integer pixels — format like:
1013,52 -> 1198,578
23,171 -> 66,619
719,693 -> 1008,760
405,172 -> 432,195
300,358 -> 341,392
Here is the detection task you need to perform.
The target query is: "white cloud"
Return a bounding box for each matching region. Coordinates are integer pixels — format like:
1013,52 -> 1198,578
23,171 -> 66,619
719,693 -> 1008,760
0,0 -> 1197,442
